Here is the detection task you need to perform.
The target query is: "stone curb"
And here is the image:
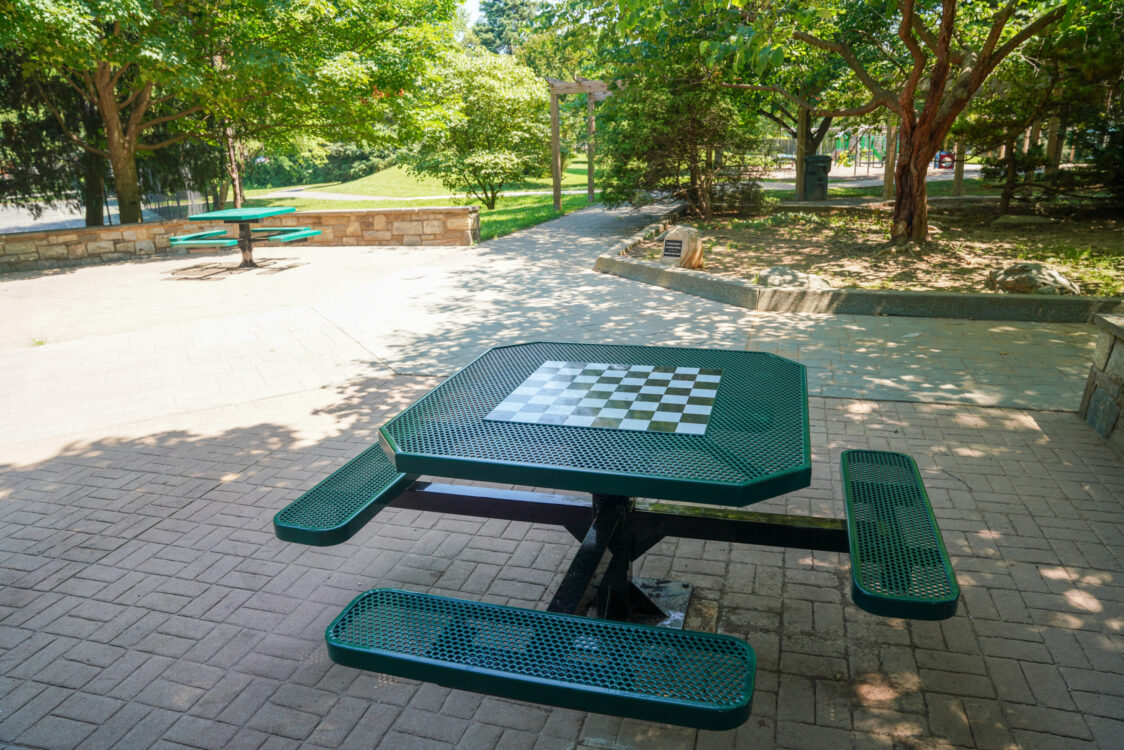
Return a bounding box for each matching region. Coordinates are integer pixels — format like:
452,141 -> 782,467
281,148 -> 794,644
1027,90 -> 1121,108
593,254 -> 1124,323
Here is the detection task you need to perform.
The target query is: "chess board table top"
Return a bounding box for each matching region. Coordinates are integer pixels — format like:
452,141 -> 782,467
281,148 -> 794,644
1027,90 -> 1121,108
379,343 -> 811,506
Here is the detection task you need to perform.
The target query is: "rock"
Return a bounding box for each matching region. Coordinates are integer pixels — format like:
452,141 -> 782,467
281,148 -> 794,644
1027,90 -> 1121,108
986,262 -> 1081,295
757,265 -> 834,289
659,225 -> 703,269
990,214 -> 1054,227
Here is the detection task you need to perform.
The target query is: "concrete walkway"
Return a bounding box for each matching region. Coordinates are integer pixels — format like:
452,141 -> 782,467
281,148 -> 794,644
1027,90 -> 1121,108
0,205 -> 1120,750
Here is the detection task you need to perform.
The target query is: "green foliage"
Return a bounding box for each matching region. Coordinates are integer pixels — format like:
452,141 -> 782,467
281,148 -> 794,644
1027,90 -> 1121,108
577,0 -> 769,219
474,0 -> 540,55
407,51 -> 550,209
246,143 -> 398,188
1,0 -> 457,221
0,51 -> 89,216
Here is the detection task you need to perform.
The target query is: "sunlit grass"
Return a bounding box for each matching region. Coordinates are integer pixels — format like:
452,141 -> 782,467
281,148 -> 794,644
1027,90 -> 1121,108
246,157 -> 593,198
243,192 -> 600,242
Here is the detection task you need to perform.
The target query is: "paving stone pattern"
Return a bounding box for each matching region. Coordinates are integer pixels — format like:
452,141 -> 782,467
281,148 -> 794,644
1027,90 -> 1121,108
0,205 -> 1120,749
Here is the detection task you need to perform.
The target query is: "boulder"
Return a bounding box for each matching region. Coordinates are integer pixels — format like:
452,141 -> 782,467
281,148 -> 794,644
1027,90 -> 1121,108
757,265 -> 834,289
986,262 -> 1081,295
659,225 -> 703,269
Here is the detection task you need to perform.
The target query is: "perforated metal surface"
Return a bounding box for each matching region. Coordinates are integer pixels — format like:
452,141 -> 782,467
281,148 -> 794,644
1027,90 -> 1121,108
842,450 -> 959,620
380,343 -> 810,506
327,589 -> 755,729
273,445 -> 414,546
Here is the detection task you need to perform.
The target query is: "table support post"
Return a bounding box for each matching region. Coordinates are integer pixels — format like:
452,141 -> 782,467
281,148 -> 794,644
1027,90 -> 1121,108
237,222 -> 257,268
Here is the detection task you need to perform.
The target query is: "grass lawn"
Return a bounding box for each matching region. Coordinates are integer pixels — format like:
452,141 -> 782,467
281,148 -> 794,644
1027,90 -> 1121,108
297,157 -> 591,197
243,192 -> 599,242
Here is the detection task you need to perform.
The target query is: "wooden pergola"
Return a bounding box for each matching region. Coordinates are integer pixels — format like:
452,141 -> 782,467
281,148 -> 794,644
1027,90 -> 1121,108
545,77 -> 610,210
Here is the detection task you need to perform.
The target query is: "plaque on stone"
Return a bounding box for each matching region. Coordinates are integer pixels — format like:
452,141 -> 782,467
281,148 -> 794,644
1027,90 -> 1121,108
659,225 -> 702,268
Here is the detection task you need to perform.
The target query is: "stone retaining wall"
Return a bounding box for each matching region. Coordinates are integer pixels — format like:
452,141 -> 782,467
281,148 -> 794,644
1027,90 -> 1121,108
1079,314 -> 1124,455
0,206 -> 479,274
595,254 -> 1124,324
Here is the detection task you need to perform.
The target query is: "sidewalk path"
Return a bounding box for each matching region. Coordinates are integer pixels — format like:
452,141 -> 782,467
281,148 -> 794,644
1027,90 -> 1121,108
0,203 -> 1094,457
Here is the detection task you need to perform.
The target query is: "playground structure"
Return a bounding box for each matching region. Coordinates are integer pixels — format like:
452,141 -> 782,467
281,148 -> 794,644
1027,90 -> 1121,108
772,125 -> 956,174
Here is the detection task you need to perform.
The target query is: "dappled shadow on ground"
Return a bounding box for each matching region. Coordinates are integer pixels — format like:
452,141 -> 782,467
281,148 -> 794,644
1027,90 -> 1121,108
1,366 -> 1122,747
310,205 -> 1094,410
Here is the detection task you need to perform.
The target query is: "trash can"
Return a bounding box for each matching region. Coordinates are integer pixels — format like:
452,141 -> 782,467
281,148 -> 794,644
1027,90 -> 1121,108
803,155 -> 832,200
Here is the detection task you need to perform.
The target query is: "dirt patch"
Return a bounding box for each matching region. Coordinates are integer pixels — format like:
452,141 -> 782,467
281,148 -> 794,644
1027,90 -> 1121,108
628,208 -> 1124,297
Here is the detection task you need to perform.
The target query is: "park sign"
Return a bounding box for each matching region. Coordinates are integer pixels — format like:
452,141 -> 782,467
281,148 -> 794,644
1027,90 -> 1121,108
661,225 -> 702,269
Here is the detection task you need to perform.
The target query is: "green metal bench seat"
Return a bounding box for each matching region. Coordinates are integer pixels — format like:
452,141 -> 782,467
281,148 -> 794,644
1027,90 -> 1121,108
169,230 -> 237,247
327,589 -> 756,730
249,227 -> 321,243
269,228 -> 321,242
841,450 -> 959,620
273,444 -> 415,546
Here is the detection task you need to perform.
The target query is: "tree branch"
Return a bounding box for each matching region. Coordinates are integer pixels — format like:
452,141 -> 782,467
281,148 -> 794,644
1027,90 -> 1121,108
979,1 -> 1018,62
918,0 -> 958,127
811,116 -> 834,149
912,9 -> 964,65
138,104 -> 206,132
33,81 -> 110,158
793,30 -> 895,104
109,63 -> 133,91
118,84 -> 146,111
136,133 -> 192,151
897,0 -> 928,121
758,109 -> 797,137
124,82 -> 153,141
988,5 -> 1068,71
720,82 -> 892,118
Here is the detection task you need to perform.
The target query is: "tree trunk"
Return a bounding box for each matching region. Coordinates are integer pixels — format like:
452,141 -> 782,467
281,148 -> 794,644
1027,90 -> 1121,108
95,77 -> 144,224
83,150 -> 106,226
223,124 -> 245,208
105,138 -> 143,224
80,101 -> 105,226
882,121 -> 898,200
1000,137 -> 1018,214
1044,116 -> 1062,185
795,106 -> 809,200
952,141 -> 965,196
1024,120 -> 1042,186
891,137 -> 933,244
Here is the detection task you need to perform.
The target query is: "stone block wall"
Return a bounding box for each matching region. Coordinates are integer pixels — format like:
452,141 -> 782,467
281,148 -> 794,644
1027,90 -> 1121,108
0,207 -> 479,274
1079,314 -> 1124,455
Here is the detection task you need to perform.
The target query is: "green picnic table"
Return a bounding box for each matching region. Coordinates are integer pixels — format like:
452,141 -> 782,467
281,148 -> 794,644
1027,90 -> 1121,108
272,342 -> 959,729
172,206 -> 320,268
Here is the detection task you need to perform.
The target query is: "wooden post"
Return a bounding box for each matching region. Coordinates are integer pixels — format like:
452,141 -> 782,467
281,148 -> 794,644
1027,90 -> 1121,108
952,141 -> 965,196
795,106 -> 809,200
551,93 -> 562,211
587,94 -> 595,202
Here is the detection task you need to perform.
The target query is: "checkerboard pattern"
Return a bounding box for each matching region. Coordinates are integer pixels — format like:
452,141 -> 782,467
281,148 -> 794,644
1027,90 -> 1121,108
485,360 -> 722,434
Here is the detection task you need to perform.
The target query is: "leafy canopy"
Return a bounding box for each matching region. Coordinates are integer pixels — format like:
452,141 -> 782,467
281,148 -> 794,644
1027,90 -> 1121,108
407,51 -> 550,208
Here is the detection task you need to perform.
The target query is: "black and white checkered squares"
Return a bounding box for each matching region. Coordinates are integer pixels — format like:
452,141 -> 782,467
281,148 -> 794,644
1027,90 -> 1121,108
485,360 -> 722,435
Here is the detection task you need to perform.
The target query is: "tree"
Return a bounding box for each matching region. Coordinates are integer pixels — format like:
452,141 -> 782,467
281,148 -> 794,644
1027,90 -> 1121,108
603,0 -> 1075,244
0,52 -> 107,225
407,51 -> 550,209
600,80 -> 767,219
2,0 -> 455,224
957,0 -> 1124,209
772,1 -> 1072,243
475,0 -> 540,55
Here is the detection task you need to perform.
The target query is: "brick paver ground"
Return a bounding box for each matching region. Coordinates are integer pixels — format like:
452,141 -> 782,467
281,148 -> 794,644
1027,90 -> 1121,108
1,205 -> 1120,749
